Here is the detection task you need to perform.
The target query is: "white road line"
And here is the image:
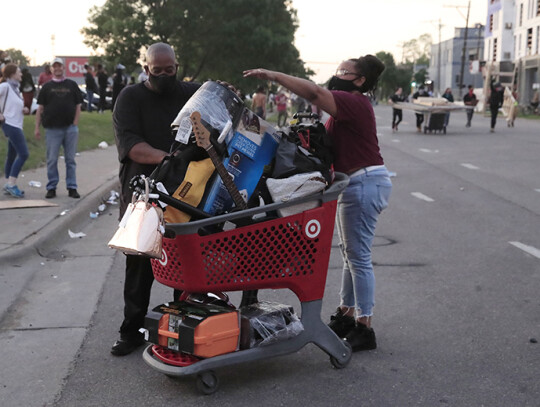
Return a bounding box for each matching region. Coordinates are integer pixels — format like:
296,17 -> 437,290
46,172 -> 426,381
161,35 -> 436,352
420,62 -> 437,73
461,163 -> 480,170
392,139 -> 401,143
419,148 -> 439,153
535,189 -> 540,193
509,241 -> 540,259
411,192 -> 434,202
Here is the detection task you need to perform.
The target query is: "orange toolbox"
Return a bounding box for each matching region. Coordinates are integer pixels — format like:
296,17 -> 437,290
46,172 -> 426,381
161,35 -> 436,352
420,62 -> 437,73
145,301 -> 240,358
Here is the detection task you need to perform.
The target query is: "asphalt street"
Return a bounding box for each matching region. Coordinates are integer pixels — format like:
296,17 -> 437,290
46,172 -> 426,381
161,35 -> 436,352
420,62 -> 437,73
1,105 -> 539,406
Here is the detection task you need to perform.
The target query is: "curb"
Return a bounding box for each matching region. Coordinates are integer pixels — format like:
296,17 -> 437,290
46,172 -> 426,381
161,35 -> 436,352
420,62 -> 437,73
0,176 -> 120,264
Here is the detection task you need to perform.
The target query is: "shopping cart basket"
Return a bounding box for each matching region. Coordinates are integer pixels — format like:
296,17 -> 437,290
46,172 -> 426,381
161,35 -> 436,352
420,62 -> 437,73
143,172 -> 351,394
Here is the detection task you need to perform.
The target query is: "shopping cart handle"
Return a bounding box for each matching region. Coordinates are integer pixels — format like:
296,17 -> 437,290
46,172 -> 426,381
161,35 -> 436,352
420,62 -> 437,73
156,191 -> 212,220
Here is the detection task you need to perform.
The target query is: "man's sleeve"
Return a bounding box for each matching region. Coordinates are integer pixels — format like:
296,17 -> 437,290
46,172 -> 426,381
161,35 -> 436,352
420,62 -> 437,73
113,87 -> 144,164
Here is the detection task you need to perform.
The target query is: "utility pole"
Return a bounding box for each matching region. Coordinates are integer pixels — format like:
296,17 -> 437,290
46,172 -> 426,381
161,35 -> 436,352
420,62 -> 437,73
445,1 -> 471,98
436,19 -> 443,97
422,19 -> 444,96
51,34 -> 56,59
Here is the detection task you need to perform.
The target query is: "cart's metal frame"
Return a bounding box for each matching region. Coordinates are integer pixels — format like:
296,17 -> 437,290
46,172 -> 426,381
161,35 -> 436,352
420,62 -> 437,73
142,173 -> 352,393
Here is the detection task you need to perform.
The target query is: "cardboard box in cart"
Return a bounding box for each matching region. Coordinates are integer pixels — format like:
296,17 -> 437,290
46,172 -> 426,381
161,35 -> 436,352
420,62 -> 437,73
202,108 -> 281,215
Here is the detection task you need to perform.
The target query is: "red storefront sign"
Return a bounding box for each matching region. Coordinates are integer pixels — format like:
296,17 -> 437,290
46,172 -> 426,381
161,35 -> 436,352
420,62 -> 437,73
58,56 -> 89,78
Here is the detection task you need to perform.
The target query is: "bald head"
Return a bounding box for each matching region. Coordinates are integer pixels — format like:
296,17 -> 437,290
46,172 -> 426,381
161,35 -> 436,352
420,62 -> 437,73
146,43 -> 176,64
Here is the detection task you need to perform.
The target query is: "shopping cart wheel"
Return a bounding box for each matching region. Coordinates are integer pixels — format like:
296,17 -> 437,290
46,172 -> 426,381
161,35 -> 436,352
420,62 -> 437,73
196,370 -> 219,395
330,341 -> 352,369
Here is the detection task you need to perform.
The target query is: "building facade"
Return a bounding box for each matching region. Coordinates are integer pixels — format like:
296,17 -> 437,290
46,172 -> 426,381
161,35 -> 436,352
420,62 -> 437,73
484,0 -> 540,105
429,26 -> 485,96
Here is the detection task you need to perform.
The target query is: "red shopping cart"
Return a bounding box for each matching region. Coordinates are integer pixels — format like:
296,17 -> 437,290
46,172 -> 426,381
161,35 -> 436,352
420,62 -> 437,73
143,173 -> 351,394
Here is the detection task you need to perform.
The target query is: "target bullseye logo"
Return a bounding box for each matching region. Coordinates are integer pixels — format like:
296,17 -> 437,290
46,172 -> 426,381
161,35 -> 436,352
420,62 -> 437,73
305,219 -> 321,238
158,249 -> 168,266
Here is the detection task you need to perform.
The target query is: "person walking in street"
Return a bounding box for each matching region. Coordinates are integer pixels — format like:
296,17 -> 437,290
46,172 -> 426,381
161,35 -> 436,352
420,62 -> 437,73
20,68 -> 35,112
111,42 -> 201,356
412,85 -> 429,132
96,64 -> 109,113
488,80 -> 504,133
463,85 -> 477,127
84,64 -> 99,112
442,87 -> 454,127
244,54 -> 392,352
0,63 -> 30,198
251,86 -> 267,118
34,57 -> 83,199
388,87 -> 405,132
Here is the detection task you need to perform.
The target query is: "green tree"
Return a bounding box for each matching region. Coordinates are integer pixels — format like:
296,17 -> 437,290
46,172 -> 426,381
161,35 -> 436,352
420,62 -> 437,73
402,33 -> 432,64
375,51 -> 414,100
81,0 -> 310,91
4,49 -> 30,67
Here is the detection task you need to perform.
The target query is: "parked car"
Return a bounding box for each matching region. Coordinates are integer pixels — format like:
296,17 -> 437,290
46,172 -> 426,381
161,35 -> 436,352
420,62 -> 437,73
79,86 -> 113,111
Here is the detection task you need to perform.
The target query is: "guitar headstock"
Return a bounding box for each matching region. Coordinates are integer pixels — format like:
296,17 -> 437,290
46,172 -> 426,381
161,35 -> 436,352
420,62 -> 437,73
190,111 -> 211,150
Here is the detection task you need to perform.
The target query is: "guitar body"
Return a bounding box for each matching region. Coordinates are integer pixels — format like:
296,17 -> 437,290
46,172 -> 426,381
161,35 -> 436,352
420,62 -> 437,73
164,158 -> 215,224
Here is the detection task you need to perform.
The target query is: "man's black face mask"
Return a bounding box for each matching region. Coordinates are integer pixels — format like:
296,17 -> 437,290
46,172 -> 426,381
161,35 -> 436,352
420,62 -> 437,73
327,76 -> 364,93
148,72 -> 177,94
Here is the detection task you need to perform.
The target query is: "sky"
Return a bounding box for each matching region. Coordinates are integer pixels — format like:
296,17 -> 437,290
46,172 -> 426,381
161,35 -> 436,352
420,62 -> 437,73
2,0 -> 487,83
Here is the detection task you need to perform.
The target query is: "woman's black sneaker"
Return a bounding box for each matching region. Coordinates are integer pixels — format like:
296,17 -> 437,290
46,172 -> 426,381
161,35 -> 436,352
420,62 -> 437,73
344,323 -> 377,352
328,308 -> 355,337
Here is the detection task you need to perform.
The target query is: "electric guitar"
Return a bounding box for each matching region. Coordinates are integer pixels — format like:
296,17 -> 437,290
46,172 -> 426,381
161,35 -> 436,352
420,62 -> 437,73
190,111 -> 247,210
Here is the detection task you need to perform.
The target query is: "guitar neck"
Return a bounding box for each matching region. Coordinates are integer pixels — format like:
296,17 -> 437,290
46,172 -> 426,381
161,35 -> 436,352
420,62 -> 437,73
206,144 -> 247,210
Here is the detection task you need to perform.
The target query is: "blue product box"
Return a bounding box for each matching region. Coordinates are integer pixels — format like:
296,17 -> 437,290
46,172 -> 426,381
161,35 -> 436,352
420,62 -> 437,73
203,108 -> 281,215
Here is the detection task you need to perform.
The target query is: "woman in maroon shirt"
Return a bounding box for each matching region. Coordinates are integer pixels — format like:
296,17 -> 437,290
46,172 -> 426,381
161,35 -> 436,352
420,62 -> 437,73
244,55 -> 392,352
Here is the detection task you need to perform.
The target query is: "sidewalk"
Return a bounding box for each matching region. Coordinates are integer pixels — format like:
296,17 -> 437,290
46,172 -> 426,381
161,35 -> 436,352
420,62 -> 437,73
0,145 -> 120,263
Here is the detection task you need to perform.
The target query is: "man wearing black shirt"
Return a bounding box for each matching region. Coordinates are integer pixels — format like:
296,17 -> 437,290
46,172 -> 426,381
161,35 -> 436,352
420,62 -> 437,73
111,42 -> 200,356
35,57 -> 83,199
463,85 -> 477,127
488,80 -> 504,133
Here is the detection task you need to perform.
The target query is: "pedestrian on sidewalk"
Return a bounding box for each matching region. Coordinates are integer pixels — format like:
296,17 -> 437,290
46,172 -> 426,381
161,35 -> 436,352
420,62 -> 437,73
34,57 -> 83,199
388,87 -> 405,132
463,85 -> 477,127
0,63 -> 30,198
244,54 -> 392,352
111,42 -> 201,356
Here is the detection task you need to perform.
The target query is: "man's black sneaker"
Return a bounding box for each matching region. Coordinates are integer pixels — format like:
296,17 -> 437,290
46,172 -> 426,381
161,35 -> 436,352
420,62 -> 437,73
68,188 -> 80,199
110,336 -> 146,356
328,308 -> 355,338
344,323 -> 377,352
45,189 -> 56,199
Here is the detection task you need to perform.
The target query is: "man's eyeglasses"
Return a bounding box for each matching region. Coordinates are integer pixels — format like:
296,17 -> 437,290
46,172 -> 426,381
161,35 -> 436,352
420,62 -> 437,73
335,68 -> 363,77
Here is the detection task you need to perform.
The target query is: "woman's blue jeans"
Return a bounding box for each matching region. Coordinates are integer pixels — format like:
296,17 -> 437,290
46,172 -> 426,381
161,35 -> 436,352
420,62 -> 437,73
335,167 -> 392,318
45,125 -> 78,190
2,123 -> 29,179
